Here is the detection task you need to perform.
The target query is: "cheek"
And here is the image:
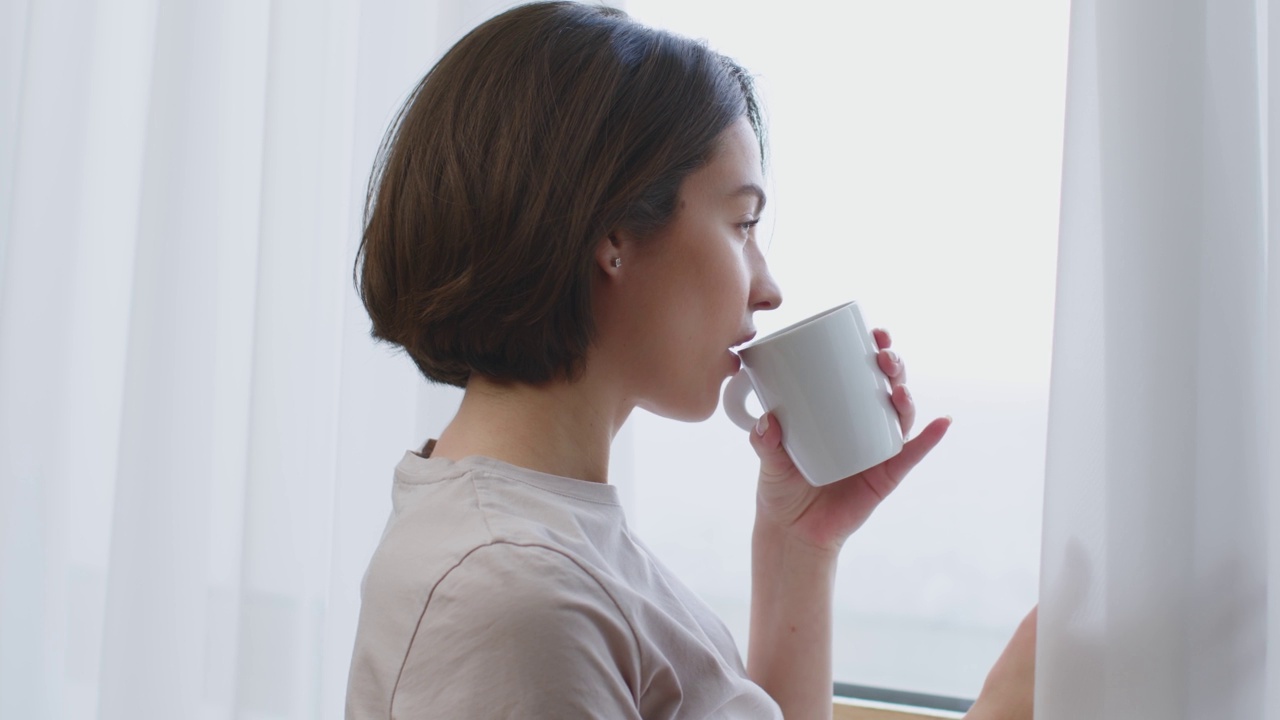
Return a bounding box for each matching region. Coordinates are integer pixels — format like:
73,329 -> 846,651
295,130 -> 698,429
710,247 -> 752,311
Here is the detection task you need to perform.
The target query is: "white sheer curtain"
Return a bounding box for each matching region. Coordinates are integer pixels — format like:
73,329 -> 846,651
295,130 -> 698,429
1038,0 -> 1279,717
0,1 -> 544,717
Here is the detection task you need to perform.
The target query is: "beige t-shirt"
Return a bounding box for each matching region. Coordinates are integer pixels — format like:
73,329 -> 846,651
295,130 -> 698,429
344,445 -> 783,719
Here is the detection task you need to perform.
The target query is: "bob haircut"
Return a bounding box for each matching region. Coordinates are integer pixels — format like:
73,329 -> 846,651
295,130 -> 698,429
356,0 -> 764,387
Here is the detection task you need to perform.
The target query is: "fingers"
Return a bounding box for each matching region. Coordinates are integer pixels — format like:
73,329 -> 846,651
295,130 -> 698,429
877,348 -> 906,386
882,415 -> 951,480
747,412 -> 795,480
891,383 -> 916,437
876,345 -> 911,435
873,327 -> 891,350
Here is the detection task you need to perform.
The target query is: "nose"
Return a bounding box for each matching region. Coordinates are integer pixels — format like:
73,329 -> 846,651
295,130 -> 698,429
748,245 -> 782,312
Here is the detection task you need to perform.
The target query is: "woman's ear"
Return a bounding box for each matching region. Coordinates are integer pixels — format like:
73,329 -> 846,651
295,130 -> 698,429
593,231 -> 627,275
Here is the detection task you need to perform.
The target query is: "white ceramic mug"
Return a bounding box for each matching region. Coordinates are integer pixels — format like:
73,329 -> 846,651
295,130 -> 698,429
723,301 -> 903,487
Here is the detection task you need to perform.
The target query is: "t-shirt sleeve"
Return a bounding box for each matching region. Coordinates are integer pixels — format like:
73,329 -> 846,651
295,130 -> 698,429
391,542 -> 644,719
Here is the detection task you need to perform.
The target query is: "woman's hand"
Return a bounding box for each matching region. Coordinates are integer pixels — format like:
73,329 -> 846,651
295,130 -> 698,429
967,606 -> 1037,720
747,328 -> 952,552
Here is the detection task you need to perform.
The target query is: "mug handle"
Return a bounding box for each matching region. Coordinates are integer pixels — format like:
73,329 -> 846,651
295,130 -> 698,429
722,371 -> 759,432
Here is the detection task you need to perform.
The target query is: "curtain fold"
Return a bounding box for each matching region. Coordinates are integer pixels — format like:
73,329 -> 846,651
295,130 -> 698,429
1039,0 -> 1278,717
0,1 -> 493,717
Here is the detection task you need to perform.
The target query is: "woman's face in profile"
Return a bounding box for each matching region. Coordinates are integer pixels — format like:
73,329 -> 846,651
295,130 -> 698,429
616,117 -> 784,422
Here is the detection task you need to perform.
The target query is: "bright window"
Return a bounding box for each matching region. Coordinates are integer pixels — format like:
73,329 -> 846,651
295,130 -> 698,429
620,0 -> 1069,698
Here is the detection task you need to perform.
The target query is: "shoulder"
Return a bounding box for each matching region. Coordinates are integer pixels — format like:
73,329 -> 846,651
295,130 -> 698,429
393,542 -> 643,716
420,541 -> 638,654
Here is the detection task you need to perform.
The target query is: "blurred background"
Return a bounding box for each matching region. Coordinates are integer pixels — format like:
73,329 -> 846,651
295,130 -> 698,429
0,0 -> 1067,717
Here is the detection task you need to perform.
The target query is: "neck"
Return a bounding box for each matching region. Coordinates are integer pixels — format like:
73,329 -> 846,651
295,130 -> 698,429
429,371 -> 629,484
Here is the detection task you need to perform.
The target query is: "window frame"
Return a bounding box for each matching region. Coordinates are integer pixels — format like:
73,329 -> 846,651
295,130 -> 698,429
834,684 -> 970,720
833,699 -> 965,720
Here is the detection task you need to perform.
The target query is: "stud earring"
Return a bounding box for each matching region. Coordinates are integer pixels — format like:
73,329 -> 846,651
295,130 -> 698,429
611,257 -> 622,268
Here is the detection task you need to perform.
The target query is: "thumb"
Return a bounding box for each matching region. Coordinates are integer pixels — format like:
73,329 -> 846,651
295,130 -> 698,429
747,413 -> 794,480
881,415 -> 952,481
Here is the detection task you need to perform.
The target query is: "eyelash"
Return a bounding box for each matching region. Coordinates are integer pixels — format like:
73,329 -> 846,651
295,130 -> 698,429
739,219 -> 761,232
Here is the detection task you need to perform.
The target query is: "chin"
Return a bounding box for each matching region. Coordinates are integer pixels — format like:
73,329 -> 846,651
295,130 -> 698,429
641,388 -> 720,423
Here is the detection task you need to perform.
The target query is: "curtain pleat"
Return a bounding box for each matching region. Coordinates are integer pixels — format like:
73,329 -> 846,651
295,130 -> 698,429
0,1 -> 494,717
1267,2 -> 1280,717
1039,0 -> 1277,717
99,1 -> 267,716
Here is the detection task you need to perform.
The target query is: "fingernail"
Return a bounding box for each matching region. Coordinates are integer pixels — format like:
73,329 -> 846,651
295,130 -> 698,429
902,385 -> 912,401
755,414 -> 769,436
886,350 -> 899,364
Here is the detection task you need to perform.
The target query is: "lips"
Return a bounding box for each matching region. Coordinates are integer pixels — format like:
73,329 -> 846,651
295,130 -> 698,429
731,331 -> 757,350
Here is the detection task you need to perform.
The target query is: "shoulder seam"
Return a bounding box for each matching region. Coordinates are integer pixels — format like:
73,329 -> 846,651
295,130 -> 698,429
388,541 -> 643,714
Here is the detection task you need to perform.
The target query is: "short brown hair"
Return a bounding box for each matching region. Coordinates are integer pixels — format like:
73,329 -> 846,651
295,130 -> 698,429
356,1 -> 763,387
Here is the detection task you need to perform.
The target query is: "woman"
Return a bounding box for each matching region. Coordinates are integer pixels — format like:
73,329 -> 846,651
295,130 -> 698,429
345,2 -> 1035,718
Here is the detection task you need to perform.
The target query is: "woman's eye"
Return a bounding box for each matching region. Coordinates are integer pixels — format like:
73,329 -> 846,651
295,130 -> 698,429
739,218 -> 761,233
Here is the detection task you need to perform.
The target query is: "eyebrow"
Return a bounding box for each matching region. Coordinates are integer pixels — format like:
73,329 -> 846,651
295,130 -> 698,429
730,183 -> 767,216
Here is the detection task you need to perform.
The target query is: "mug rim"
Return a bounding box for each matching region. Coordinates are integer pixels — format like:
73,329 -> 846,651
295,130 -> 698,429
736,300 -> 858,354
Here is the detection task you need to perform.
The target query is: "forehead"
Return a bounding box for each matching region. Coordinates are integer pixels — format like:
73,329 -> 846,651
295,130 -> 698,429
687,118 -> 765,199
